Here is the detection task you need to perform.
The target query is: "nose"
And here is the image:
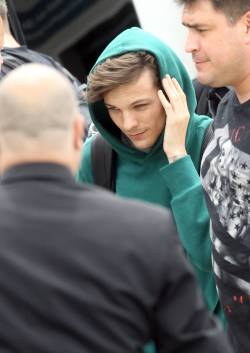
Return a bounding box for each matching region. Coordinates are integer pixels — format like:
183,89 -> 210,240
123,111 -> 139,132
185,30 -> 200,53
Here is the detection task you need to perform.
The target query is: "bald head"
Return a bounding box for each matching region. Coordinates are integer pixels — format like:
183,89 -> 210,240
0,64 -> 84,173
0,63 -> 79,134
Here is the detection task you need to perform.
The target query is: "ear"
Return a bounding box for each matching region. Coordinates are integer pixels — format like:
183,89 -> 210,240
73,115 -> 84,150
242,11 -> 250,44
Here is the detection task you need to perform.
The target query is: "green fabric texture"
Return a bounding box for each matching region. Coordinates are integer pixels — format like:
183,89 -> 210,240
77,27 -> 225,332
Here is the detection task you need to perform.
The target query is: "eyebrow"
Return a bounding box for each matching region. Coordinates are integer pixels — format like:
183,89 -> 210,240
104,103 -> 116,108
182,21 -> 209,29
105,98 -> 152,108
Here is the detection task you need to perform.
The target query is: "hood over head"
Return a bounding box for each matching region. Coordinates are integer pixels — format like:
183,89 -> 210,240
87,27 -> 197,161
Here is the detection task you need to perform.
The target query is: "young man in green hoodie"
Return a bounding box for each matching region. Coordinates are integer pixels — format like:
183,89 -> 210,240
77,27 -> 223,326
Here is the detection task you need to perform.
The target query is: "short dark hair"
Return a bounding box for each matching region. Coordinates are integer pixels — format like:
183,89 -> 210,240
86,51 -> 160,103
0,0 -> 7,21
176,0 -> 250,23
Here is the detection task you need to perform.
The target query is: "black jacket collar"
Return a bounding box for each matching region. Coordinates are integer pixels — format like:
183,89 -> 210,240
1,162 -> 74,184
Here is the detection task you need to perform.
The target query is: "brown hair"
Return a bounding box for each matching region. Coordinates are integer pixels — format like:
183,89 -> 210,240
86,51 -> 160,103
176,0 -> 250,23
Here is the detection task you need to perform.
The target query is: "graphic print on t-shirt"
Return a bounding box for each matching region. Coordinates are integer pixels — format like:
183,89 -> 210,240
201,123 -> 250,298
201,92 -> 250,353
202,124 -> 250,245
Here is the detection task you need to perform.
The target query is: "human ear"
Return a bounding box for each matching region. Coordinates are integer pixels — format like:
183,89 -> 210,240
242,11 -> 250,43
73,115 -> 84,150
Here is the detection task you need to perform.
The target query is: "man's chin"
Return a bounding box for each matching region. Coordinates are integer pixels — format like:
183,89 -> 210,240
132,141 -> 153,152
196,72 -> 218,88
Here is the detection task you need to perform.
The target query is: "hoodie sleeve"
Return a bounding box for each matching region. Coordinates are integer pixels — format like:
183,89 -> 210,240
160,155 -> 212,272
159,117 -> 225,318
76,136 -> 94,184
159,114 -> 213,274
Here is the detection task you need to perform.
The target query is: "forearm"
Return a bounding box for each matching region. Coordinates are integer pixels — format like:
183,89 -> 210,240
160,156 -> 212,271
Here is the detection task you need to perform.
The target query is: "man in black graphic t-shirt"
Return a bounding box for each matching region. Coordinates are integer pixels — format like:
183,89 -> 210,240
177,0 -> 250,352
201,92 -> 250,352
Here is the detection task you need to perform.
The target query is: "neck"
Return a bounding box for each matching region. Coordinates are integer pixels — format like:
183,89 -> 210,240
0,154 -> 76,176
3,32 -> 20,48
234,70 -> 250,103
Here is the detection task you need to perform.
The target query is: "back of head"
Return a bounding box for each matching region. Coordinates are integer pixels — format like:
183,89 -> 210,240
176,0 -> 250,23
0,63 -> 80,163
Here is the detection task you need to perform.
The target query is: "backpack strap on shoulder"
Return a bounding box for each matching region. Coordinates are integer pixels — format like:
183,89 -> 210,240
200,122 -> 214,166
91,133 -> 116,192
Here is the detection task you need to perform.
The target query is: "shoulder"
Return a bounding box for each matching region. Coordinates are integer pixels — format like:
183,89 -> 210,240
189,113 -> 212,146
191,113 -> 212,130
186,114 -> 212,167
87,187 -> 177,248
75,185 -> 187,294
1,47 -> 56,75
187,113 -> 212,147
217,89 -> 234,113
3,46 -> 46,62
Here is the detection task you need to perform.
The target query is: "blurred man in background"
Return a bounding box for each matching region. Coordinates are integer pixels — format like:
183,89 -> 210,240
0,0 -> 91,130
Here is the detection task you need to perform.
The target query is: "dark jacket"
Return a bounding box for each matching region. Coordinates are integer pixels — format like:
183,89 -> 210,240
0,163 -> 232,353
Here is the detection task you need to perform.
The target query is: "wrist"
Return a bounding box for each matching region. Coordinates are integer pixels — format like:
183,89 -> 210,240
168,153 -> 187,163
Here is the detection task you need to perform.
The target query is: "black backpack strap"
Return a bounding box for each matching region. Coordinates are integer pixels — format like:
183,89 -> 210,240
207,86 -> 230,118
193,79 -> 230,118
193,79 -> 210,117
91,133 -> 116,192
200,122 -> 214,165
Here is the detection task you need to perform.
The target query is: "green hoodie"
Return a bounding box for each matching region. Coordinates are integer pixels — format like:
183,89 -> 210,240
77,27 -> 224,326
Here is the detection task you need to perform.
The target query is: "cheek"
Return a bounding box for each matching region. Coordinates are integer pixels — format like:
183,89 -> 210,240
150,107 -> 166,135
204,35 -> 229,63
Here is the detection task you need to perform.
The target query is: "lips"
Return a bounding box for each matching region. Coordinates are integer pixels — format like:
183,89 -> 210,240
129,132 -> 145,137
193,56 -> 209,65
127,131 -> 147,141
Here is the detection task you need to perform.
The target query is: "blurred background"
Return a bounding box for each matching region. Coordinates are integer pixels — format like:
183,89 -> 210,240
7,0 -> 195,82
